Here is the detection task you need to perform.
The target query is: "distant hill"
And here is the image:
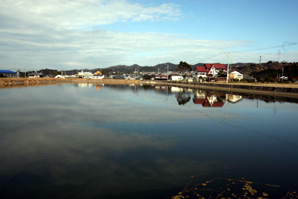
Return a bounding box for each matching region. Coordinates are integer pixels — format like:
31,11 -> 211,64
95,62 -> 206,74
91,63 -> 178,74
34,61 -> 298,81
231,61 -> 298,81
230,61 -> 283,74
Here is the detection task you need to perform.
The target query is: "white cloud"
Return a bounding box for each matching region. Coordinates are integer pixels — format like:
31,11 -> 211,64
1,0 -> 295,70
0,0 -> 181,30
0,24 -> 250,69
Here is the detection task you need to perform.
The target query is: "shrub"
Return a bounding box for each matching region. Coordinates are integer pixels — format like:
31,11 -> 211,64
143,74 -> 151,80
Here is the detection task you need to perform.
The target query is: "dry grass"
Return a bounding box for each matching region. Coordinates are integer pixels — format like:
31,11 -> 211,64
0,77 -> 141,88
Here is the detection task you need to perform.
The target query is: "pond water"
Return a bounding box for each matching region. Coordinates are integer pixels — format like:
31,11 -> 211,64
0,83 -> 298,198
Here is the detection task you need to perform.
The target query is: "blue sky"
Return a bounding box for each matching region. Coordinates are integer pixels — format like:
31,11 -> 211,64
0,0 -> 297,71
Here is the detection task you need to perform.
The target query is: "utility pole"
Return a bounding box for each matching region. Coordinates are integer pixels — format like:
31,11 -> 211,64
225,52 -> 230,83
166,65 -> 169,81
225,94 -> 227,122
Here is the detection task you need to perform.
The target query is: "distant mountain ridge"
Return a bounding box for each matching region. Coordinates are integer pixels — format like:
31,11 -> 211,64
35,61 -> 298,81
93,62 -> 205,74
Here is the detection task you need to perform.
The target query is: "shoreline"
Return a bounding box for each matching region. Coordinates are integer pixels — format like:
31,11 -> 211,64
159,81 -> 298,98
1,77 -> 298,98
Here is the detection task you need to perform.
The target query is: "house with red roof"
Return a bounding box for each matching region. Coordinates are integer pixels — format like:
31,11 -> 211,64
195,63 -> 227,78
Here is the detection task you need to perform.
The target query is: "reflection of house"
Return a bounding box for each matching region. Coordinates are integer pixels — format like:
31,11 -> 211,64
230,71 -> 243,80
195,64 -> 227,78
155,86 -> 167,90
193,90 -> 225,107
171,86 -> 183,93
194,90 -> 206,98
193,90 -> 206,104
78,83 -> 93,87
227,94 -> 242,103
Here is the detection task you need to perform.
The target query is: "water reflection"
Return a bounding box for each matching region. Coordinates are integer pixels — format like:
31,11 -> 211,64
0,84 -> 298,199
227,94 -> 243,103
193,90 -> 225,107
170,87 -> 243,107
152,85 -> 298,106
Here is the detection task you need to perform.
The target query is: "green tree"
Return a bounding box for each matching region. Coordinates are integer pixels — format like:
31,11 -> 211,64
177,61 -> 192,73
217,69 -> 227,77
143,74 -> 152,80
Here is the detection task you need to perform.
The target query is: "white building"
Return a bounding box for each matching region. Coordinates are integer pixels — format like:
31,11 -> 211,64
229,71 -> 243,80
171,74 -> 183,81
78,70 -> 93,78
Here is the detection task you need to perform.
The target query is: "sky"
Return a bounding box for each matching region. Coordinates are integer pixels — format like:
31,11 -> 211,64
1,0 -> 298,71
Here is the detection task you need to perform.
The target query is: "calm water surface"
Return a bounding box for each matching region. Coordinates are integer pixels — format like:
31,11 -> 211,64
0,83 -> 298,198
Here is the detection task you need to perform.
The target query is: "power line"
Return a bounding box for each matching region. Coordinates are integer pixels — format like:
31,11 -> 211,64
201,52 -> 223,62
198,42 -> 297,64
229,41 -> 298,53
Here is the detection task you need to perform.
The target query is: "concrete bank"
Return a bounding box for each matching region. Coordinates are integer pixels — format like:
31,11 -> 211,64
150,81 -> 298,98
1,78 -> 298,98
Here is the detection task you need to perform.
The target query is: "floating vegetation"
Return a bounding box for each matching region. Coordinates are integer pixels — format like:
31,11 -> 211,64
171,177 -> 298,199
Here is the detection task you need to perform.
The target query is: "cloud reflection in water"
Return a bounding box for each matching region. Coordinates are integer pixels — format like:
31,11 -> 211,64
1,84 -> 298,198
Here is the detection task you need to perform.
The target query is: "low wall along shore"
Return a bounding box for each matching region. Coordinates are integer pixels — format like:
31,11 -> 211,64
0,78 -> 141,87
1,77 -> 298,98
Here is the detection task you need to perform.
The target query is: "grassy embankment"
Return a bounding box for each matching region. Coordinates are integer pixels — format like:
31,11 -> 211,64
0,78 -> 141,88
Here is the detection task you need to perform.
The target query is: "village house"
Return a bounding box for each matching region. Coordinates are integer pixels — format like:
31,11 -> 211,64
229,71 -> 243,81
0,70 -> 17,77
28,72 -> 44,78
170,74 -> 183,81
186,76 -> 194,82
195,63 -> 227,78
154,74 -> 168,81
78,70 -> 93,79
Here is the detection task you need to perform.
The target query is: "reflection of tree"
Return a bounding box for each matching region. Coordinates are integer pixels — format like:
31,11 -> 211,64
142,85 -> 153,89
216,96 -> 224,103
176,92 -> 191,105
